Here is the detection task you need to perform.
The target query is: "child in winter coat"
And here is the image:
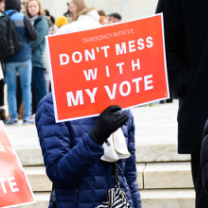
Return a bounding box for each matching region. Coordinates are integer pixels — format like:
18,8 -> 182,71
35,93 -> 142,208
35,1 -> 141,206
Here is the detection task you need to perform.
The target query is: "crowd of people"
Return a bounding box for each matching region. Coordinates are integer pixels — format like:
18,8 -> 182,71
0,0 -> 122,125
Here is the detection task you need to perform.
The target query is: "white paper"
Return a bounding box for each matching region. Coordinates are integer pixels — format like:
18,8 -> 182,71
101,128 -> 130,162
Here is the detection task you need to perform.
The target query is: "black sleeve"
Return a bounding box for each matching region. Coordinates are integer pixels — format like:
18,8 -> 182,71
24,15 -> 38,41
201,130 -> 208,194
155,0 -> 193,98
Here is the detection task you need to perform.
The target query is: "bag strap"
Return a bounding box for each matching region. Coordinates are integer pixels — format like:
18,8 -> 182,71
7,11 -> 17,17
114,162 -> 120,188
5,11 -> 25,43
1,11 -> 17,17
51,183 -> 57,208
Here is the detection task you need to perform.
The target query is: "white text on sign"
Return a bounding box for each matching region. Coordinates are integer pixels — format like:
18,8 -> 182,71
0,177 -> 19,194
66,75 -> 153,107
59,37 -> 153,65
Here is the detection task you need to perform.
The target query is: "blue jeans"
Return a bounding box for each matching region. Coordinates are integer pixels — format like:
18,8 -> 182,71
32,67 -> 48,109
5,60 -> 32,119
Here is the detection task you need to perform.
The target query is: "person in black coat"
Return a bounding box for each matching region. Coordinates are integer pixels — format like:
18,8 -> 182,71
156,0 -> 208,207
201,120 -> 208,194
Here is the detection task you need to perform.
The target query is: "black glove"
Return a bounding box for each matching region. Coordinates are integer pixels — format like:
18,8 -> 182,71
89,105 -> 129,145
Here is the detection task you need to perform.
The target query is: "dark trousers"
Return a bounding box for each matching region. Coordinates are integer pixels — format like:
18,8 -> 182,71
191,154 -> 208,207
0,79 -> 4,107
0,61 -> 4,107
16,76 -> 22,111
32,67 -> 48,113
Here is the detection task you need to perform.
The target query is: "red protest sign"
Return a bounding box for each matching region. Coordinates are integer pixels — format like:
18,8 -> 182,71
47,13 -> 169,122
0,121 -> 36,208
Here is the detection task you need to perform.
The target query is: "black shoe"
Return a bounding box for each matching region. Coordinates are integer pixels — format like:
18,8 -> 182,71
0,109 -> 6,122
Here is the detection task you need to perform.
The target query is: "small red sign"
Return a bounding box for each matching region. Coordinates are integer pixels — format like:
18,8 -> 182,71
0,121 -> 36,208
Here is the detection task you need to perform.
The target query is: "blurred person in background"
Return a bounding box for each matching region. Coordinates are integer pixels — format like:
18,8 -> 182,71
68,0 -> 87,22
16,0 -> 28,120
0,0 -> 5,121
20,0 -> 27,14
44,9 -> 56,34
98,9 -> 108,25
0,63 -> 5,121
45,9 -> 55,25
0,0 -> 4,14
97,9 -> 106,16
26,0 -> 49,115
63,2 -> 71,21
108,12 -> 122,23
56,4 -> 100,34
4,0 -> 37,125
99,15 -> 108,25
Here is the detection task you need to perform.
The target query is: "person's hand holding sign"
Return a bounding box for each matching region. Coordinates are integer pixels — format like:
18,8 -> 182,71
89,105 -> 129,145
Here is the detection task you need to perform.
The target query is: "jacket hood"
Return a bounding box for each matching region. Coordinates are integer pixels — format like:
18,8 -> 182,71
5,0 -> 21,12
55,8 -> 101,35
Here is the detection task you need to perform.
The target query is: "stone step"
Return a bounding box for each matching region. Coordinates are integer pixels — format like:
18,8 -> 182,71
17,189 -> 195,208
140,189 -> 195,208
133,101 -> 190,163
137,163 -> 145,189
24,164 -> 144,192
136,143 -> 190,163
14,140 -> 190,167
5,100 -> 190,167
143,162 -> 193,189
18,192 -> 50,208
24,166 -> 52,192
16,148 -> 43,166
23,162 -> 193,193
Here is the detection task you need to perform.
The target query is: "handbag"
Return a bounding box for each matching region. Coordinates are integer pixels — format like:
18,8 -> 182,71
95,162 -> 132,208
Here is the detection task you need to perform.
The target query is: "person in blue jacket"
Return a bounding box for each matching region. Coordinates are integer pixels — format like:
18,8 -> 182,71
4,0 -> 37,125
26,0 -> 49,113
35,93 -> 142,208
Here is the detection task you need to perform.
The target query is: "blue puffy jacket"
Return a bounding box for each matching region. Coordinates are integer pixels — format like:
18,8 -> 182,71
35,93 -> 142,208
